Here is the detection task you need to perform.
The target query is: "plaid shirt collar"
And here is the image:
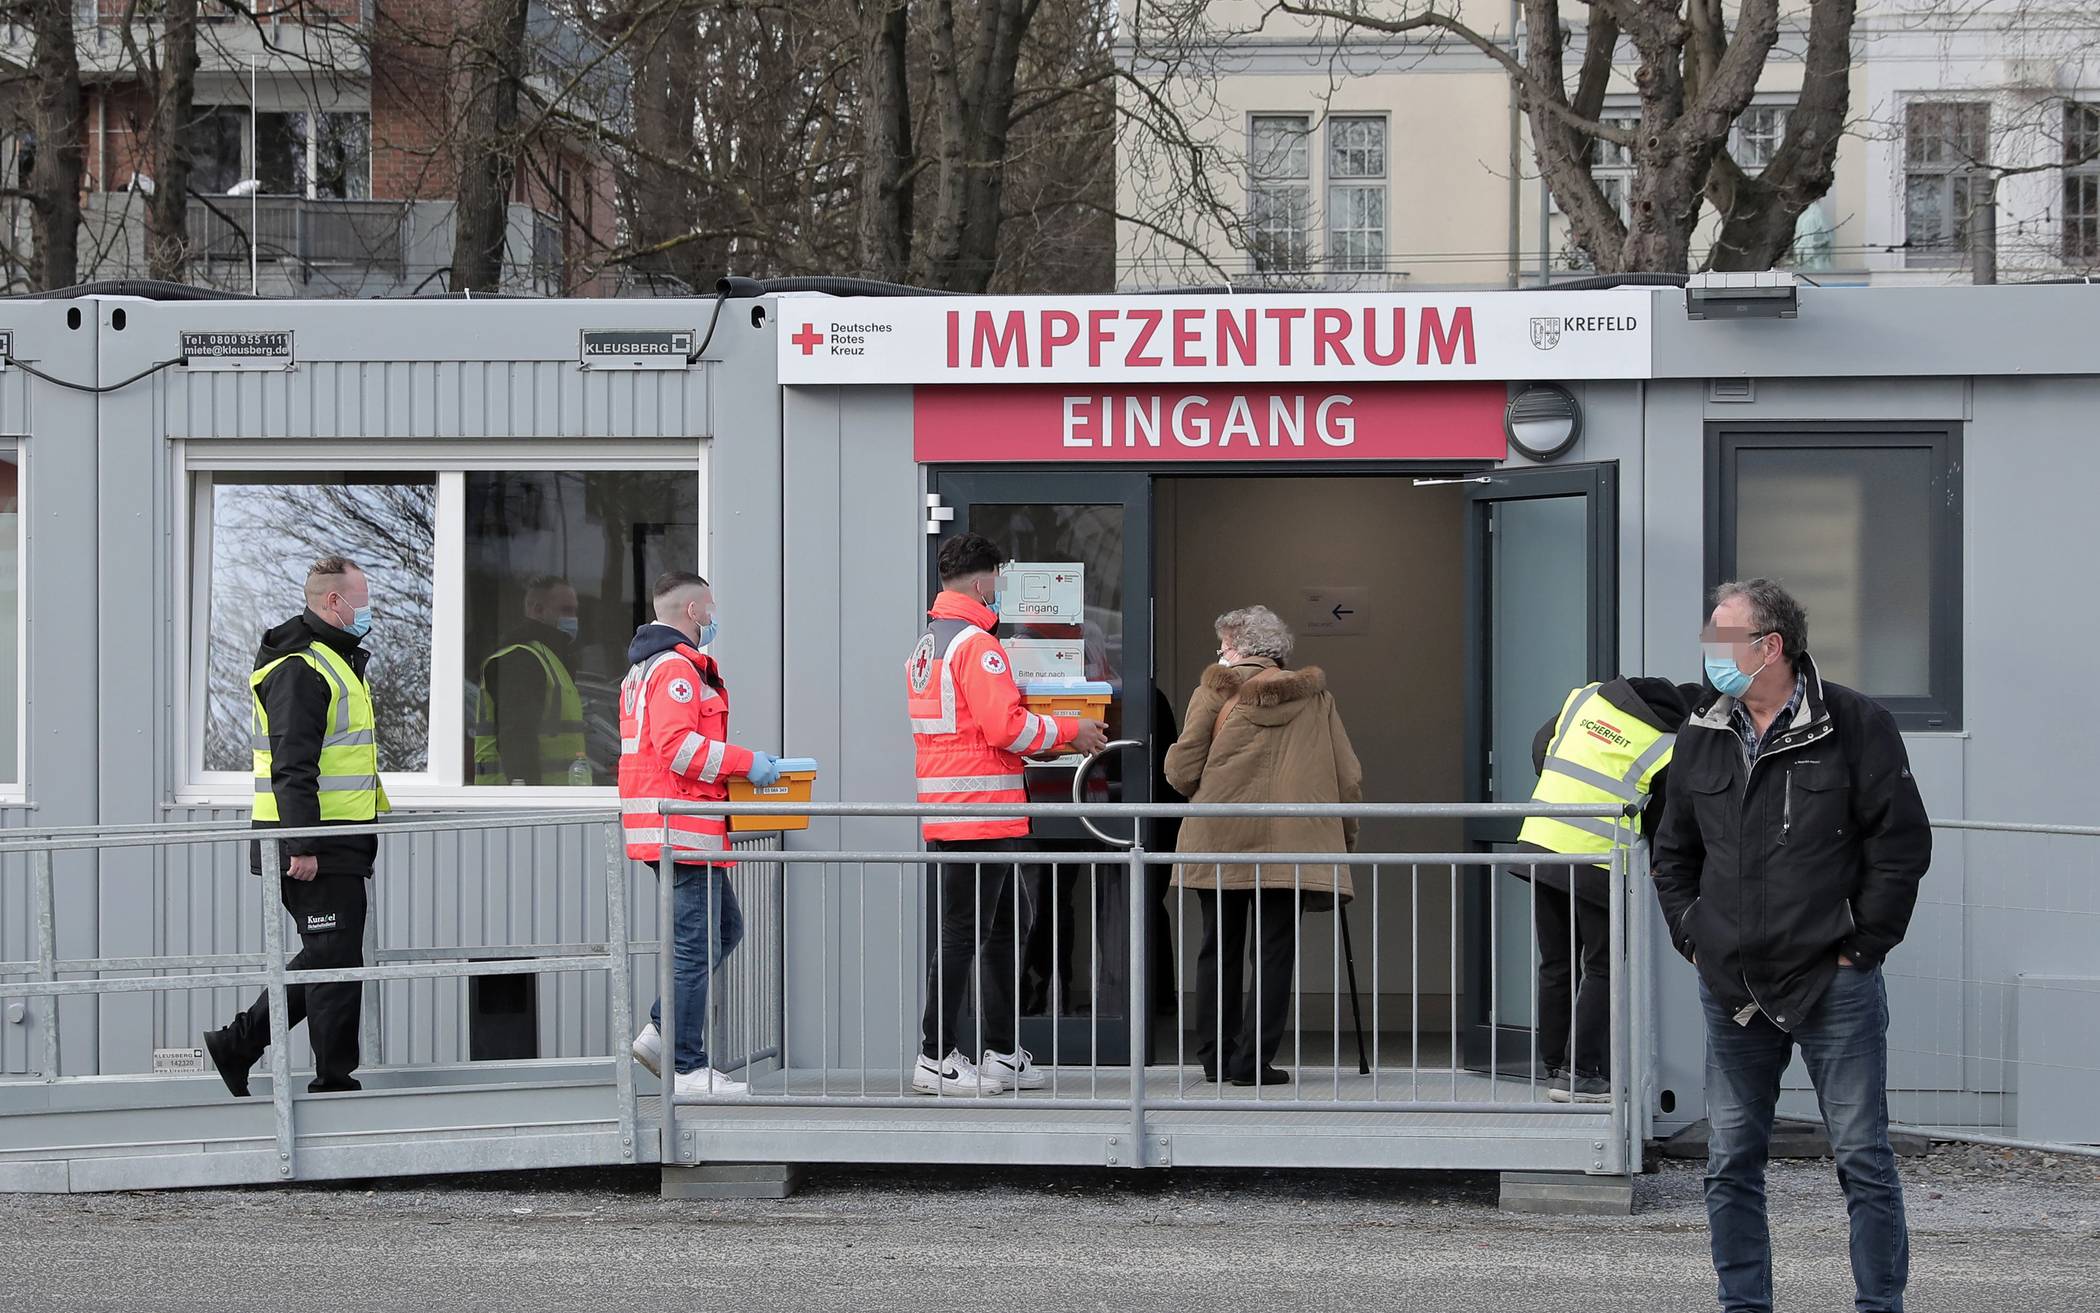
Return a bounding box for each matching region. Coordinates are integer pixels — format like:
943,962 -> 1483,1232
1731,671 -> 1806,764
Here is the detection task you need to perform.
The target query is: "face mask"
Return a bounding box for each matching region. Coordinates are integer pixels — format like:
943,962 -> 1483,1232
696,618 -> 719,648
1703,642 -> 1769,698
346,605 -> 373,639
555,616 -> 579,640
980,585 -> 1002,620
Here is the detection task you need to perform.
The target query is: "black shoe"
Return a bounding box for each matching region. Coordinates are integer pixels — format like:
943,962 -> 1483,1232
1548,1071 -> 1610,1104
202,1027 -> 251,1099
1228,1065 -> 1290,1087
308,1076 -> 363,1094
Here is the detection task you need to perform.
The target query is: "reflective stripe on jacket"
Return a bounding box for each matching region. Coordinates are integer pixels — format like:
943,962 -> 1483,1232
251,643 -> 389,823
1518,682 -> 1674,858
471,640 -> 588,784
906,591 -> 1074,842
617,643 -> 753,865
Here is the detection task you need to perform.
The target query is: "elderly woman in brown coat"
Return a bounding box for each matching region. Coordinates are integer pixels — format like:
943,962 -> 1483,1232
1165,605 -> 1362,1086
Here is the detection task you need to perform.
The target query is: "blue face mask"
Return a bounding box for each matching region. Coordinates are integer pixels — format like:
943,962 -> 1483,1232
555,616 -> 579,640
346,605 -> 373,639
697,619 -> 719,648
1703,642 -> 1770,698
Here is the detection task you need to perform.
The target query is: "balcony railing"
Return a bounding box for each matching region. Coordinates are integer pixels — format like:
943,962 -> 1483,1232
186,197 -> 405,274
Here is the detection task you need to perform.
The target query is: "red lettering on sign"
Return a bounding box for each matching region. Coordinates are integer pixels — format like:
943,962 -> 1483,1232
1420,307 -> 1476,365
1313,308 -> 1354,366
1172,308 -> 1202,367
972,311 -> 1029,368
1265,307 -> 1304,366
1364,308 -> 1406,366
1042,310 -> 1080,365
1126,310 -> 1164,367
1217,308 -> 1257,367
1087,310 -> 1117,367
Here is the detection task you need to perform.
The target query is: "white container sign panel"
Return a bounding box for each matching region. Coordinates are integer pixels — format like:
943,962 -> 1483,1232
1299,586 -> 1368,637
1006,637 -> 1085,683
580,329 -> 694,370
153,1047 -> 208,1075
999,562 -> 1084,626
779,291 -> 1653,384
182,330 -> 294,371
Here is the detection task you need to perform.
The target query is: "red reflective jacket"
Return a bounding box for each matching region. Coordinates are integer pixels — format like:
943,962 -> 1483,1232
906,592 -> 1077,842
618,630 -> 756,865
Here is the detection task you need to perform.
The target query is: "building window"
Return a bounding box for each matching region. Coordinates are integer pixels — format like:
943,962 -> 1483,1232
1905,101 -> 1989,263
187,459 -> 705,794
196,473 -> 436,775
463,472 -> 700,787
186,107 -> 372,200
1,450 -> 19,786
1709,426 -> 1963,730
1731,106 -> 1789,174
1248,114 -> 1312,275
2063,102 -> 2100,263
1590,115 -> 1639,226
1326,115 -> 1387,281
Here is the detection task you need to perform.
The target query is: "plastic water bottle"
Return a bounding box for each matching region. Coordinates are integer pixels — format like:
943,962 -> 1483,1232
568,755 -> 593,787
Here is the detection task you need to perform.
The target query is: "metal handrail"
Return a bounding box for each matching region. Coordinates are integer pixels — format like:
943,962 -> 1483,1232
1072,739 -> 1144,849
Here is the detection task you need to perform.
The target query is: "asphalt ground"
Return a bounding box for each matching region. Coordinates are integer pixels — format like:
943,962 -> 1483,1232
3,1143 -> 2096,1311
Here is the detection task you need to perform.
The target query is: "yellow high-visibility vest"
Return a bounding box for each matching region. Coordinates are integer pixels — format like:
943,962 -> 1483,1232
251,642 -> 388,821
470,641 -> 588,785
1518,683 -> 1674,859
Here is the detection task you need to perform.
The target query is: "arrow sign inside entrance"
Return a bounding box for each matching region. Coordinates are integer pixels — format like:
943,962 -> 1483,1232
1301,587 -> 1369,637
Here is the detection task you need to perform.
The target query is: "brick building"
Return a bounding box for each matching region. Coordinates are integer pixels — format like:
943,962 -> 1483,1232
4,0 -> 621,296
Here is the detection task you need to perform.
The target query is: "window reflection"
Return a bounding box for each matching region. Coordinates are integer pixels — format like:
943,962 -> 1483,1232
463,471 -> 700,786
201,474 -> 436,773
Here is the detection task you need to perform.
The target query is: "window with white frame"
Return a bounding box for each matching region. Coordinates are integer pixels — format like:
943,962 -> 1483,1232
2063,102 -> 2100,263
1905,101 -> 1989,262
1326,115 -> 1388,277
1249,114 -> 1313,274
1590,116 -> 1639,225
186,105 -> 372,200
187,457 -> 704,794
1732,106 -> 1789,174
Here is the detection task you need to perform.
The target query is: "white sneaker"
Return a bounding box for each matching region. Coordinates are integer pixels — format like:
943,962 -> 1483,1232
981,1047 -> 1046,1091
671,1068 -> 749,1102
631,1023 -> 663,1077
911,1049 -> 1006,1097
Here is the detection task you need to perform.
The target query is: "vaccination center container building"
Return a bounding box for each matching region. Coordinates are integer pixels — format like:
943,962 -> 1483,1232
0,275 -> 2091,1190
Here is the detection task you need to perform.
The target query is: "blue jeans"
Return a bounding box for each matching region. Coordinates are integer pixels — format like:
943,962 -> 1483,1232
1701,964 -> 1909,1313
649,863 -> 744,1075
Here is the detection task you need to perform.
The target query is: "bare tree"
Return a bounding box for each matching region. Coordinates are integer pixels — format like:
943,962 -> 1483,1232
452,0 -> 533,291
116,0 -> 206,282
1,0 -> 86,290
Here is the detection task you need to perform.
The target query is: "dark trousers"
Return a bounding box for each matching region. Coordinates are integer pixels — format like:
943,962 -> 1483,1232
1701,965 -> 1908,1312
1192,889 -> 1298,1079
224,873 -> 367,1091
922,838 -> 1026,1061
1535,881 -> 1611,1077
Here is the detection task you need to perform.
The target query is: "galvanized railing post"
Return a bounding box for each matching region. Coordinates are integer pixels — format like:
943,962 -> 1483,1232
605,826 -> 637,1163
658,858 -> 683,1165
1605,816 -> 1630,1176
1125,841 -> 1147,1167
32,849 -> 59,1082
259,838 -> 297,1179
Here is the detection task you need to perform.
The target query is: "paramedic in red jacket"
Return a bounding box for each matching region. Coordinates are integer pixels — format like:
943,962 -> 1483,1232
907,533 -> 1108,1096
621,571 -> 782,1101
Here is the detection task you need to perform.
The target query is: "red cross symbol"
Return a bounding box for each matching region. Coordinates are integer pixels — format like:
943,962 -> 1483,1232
792,324 -> 824,355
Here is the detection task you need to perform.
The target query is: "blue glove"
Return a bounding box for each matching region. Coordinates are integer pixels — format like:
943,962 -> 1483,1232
745,752 -> 783,788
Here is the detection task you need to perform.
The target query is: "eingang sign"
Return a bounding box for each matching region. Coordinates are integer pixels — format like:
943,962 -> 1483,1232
778,291 -> 1652,385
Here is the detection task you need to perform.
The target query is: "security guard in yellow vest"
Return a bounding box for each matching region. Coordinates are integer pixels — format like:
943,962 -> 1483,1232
472,576 -> 589,786
204,556 -> 389,1099
1514,677 -> 1696,1103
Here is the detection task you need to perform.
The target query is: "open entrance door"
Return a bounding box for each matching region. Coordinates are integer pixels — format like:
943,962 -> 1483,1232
927,469 -> 1152,1063
1459,464 -> 1618,1072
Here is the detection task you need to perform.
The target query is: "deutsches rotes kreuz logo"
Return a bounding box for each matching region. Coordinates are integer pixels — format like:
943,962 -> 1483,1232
1529,317 -> 1563,350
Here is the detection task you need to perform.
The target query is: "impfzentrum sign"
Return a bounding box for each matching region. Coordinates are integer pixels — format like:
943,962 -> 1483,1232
778,291 -> 1652,385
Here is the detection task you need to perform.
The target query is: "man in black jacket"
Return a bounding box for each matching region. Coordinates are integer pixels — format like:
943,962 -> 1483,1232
204,557 -> 386,1097
1653,579 -> 1931,1313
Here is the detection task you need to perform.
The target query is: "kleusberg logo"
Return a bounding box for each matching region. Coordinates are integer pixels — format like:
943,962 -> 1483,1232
1533,314 -> 1640,352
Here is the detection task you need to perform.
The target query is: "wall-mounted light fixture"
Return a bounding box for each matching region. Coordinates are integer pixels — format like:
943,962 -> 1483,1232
1504,383 -> 1583,461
